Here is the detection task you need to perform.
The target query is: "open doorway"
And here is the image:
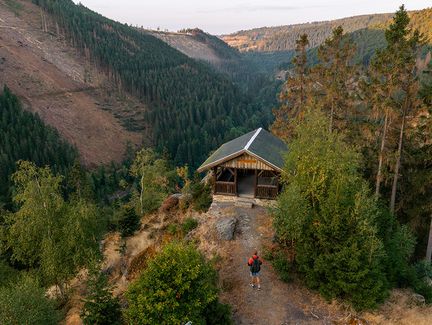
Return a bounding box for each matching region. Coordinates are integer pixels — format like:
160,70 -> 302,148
237,169 -> 255,198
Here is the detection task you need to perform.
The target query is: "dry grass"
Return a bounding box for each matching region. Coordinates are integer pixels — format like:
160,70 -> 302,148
127,244 -> 157,281
361,289 -> 432,325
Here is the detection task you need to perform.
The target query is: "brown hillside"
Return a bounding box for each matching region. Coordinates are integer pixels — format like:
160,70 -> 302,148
147,30 -> 224,65
0,0 -> 147,167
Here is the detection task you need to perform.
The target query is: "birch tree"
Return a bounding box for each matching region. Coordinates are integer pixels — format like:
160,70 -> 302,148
4,161 -> 100,298
130,148 -> 169,215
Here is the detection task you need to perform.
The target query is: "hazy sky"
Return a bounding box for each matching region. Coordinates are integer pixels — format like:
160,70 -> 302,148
72,1 -> 432,35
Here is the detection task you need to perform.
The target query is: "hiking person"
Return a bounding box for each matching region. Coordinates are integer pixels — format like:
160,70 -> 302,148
248,250 -> 263,290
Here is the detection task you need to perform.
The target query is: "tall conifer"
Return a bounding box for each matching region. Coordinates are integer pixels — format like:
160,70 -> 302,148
311,26 -> 358,132
367,6 -> 424,212
272,34 -> 310,140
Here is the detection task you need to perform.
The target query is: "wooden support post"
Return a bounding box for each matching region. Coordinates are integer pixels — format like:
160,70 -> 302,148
234,168 -> 238,196
212,167 -> 216,193
426,215 -> 432,262
254,169 -> 258,198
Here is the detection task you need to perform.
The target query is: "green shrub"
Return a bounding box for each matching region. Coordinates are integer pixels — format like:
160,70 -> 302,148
190,174 -> 212,213
125,242 -> 232,324
0,276 -> 61,325
408,261 -> 432,303
271,251 -> 293,283
414,260 -> 432,279
182,218 -> 198,234
385,227 -> 415,287
81,265 -> 122,325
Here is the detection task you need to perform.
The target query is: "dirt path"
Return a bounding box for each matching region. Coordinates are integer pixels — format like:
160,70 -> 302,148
214,203 -> 340,325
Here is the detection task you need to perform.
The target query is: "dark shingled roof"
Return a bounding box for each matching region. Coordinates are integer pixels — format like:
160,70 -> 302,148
197,128 -> 288,172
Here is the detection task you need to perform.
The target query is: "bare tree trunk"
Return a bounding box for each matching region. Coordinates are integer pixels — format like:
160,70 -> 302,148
375,112 -> 389,196
329,100 -> 334,132
390,108 -> 407,214
39,9 -> 44,31
427,215 -> 432,262
140,174 -> 144,215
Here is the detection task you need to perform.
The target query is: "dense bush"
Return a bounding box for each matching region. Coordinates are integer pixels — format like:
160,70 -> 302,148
191,182 -> 213,213
125,242 -> 232,324
205,300 -> 233,325
180,172 -> 213,213
0,276 -> 61,324
265,249 -> 293,283
0,259 -> 18,287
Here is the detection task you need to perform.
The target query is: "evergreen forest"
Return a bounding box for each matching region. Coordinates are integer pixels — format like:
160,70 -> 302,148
32,0 -> 273,167
0,86 -> 77,207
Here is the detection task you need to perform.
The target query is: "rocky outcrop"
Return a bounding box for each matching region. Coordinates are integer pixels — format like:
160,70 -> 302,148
216,217 -> 238,241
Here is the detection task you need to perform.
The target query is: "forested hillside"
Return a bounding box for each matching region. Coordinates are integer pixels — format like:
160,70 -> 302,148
0,0 -> 144,166
32,0 -> 270,167
223,13 -> 393,52
144,28 -> 273,101
224,8 -> 432,74
0,86 -> 77,207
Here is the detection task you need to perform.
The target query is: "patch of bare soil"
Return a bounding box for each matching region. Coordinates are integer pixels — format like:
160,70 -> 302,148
221,35 -> 264,52
0,0 -> 147,166
148,31 -> 224,65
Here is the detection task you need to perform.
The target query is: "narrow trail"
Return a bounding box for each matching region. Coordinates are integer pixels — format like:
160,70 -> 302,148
217,204 -> 337,325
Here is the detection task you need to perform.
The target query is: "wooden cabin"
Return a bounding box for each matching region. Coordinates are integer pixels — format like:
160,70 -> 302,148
197,128 -> 288,200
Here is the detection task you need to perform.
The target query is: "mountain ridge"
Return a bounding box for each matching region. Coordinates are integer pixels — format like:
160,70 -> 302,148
222,9 -> 432,53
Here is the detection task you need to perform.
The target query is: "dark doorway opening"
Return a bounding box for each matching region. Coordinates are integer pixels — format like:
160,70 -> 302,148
237,169 -> 255,198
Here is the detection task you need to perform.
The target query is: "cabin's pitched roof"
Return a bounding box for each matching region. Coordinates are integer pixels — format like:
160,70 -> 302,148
197,128 -> 288,172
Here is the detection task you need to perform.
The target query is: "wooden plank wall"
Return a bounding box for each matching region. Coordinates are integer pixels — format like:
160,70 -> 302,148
221,153 -> 273,171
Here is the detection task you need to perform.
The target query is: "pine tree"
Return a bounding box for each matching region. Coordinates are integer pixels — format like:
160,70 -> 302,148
272,34 -> 310,140
81,264 -> 122,325
310,26 -> 358,132
367,5 -> 424,211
